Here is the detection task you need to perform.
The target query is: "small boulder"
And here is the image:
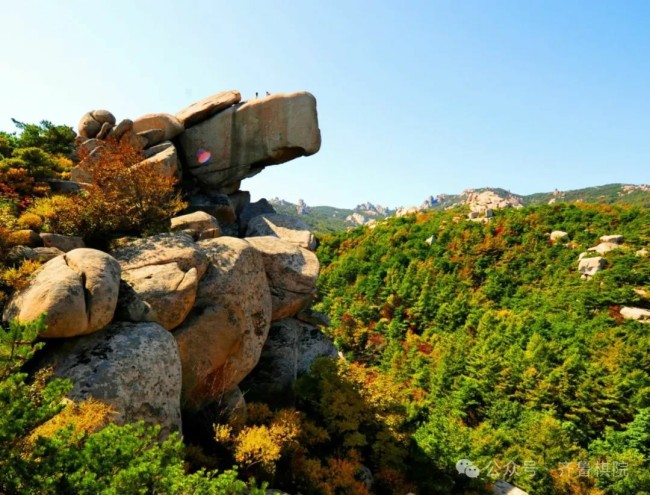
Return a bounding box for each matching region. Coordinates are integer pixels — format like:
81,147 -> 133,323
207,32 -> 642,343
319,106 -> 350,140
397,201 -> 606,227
600,234 -> 624,244
246,236 -> 319,320
588,242 -> 621,256
171,211 -> 221,240
550,231 -> 569,242
78,110 -> 116,139
3,249 -> 121,338
578,256 -> 605,278
620,306 -> 650,323
37,321 -> 182,435
39,233 -> 85,252
132,113 -> 184,141
246,213 -> 317,250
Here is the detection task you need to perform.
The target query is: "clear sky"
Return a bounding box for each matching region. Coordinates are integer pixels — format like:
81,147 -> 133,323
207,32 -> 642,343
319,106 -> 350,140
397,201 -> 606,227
1,0 -> 649,208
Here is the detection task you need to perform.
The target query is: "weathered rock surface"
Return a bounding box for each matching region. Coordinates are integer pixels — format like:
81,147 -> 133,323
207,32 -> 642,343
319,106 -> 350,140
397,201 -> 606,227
578,256 -> 605,278
136,141 -> 180,179
184,193 -> 237,226
620,306 -> 650,323
122,264 -> 198,331
238,198 -> 275,235
550,231 -> 569,242
3,249 -> 121,338
111,233 -> 208,278
179,92 -> 320,193
171,211 -> 221,239
246,236 -> 319,320
600,234 -> 624,244
174,237 -> 272,408
246,213 -> 317,250
588,241 -> 621,256
39,233 -> 85,252
176,90 -> 241,128
111,233 -> 208,331
240,318 -> 337,404
78,110 -> 116,139
132,113 -> 184,141
38,321 -> 182,435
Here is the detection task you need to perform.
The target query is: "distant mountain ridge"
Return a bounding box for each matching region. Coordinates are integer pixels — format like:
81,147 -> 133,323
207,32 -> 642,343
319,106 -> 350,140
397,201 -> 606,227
269,184 -> 650,233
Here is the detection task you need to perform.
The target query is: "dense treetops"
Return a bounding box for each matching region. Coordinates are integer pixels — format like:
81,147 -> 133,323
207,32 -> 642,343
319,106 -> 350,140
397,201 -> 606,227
315,203 -> 650,494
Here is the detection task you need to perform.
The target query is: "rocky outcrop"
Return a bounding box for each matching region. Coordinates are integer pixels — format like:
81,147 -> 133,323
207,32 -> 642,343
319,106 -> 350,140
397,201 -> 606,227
620,306 -> 650,323
246,236 -> 319,320
246,213 -> 317,250
179,92 -> 321,193
600,234 -> 623,244
3,249 -> 121,338
174,237 -> 272,409
239,318 -> 337,405
38,321 -> 182,435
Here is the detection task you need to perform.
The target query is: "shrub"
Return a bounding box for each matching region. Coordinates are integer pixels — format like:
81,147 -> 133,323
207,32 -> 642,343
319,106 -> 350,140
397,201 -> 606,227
2,259 -> 42,291
0,317 -> 267,495
16,212 -> 43,231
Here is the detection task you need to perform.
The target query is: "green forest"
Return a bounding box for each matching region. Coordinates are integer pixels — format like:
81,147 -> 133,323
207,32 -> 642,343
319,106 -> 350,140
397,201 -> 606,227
314,203 -> 650,494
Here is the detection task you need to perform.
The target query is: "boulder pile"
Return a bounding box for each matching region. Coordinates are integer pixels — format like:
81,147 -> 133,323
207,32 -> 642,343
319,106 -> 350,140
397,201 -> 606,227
3,89 -> 334,434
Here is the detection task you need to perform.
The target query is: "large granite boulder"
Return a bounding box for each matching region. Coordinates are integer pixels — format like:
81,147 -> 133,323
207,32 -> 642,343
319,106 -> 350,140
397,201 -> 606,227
174,237 -> 272,409
132,113 -> 184,141
37,321 -> 182,435
246,236 -> 319,320
239,318 -> 337,405
111,233 -> 208,277
246,213 -> 317,250
111,233 -> 208,331
179,92 -> 321,193
3,249 -> 120,338
176,90 -> 241,128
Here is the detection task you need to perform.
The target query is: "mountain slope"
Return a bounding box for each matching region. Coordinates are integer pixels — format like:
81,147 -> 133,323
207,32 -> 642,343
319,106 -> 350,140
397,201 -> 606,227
314,202 -> 650,494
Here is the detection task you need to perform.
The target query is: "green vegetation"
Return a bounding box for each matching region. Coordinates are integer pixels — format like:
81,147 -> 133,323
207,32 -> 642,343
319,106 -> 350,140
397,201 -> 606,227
315,203 -> 650,494
0,317 -> 265,495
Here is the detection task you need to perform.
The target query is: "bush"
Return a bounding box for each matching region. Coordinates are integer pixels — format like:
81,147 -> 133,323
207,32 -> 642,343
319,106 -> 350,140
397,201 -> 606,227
0,317 -> 267,495
28,137 -> 185,241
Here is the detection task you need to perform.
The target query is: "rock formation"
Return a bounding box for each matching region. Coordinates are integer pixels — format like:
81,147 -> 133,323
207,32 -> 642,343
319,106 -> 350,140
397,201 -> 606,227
3,88 -> 334,433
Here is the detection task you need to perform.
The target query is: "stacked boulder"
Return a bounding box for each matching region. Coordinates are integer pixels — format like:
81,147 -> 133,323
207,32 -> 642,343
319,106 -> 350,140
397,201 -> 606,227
2,89 -> 333,436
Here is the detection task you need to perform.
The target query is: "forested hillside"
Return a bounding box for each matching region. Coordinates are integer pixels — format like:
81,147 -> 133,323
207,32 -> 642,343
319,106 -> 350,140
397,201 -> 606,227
315,203 -> 650,494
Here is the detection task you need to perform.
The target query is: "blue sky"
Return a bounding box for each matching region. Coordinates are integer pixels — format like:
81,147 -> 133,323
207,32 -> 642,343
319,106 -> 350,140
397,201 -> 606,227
1,0 -> 649,208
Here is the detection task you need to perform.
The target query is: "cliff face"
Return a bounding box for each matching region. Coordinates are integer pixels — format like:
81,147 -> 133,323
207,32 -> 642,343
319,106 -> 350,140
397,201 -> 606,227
4,89 -> 335,434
